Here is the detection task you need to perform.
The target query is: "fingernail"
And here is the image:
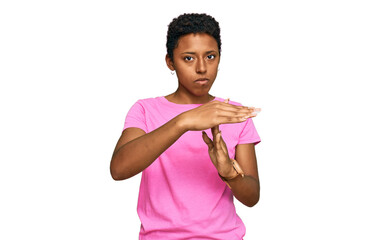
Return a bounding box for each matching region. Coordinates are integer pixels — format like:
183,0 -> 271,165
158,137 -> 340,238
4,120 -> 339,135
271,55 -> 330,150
254,108 -> 261,113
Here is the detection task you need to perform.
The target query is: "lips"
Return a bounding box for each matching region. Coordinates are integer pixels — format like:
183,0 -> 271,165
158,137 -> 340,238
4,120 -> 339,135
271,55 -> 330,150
194,78 -> 209,85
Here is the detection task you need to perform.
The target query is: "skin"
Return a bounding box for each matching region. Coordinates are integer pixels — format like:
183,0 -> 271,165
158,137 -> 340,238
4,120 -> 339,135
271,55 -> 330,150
110,33 -> 261,207
165,33 -> 219,104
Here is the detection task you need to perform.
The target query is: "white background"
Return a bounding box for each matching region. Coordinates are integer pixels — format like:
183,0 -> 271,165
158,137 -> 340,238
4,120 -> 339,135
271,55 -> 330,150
1,0 -> 370,239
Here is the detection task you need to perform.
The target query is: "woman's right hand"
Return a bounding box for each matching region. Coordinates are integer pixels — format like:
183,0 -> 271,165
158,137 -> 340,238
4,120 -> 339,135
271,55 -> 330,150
177,99 -> 260,131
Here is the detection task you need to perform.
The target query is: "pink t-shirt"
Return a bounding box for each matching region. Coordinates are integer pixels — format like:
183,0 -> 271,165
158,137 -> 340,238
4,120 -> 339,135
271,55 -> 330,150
123,96 -> 261,240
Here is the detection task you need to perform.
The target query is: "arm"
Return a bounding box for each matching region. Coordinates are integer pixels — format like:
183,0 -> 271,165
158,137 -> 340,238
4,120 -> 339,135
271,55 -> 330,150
110,100 -> 256,180
110,115 -> 186,180
201,124 -> 260,207
228,143 -> 260,207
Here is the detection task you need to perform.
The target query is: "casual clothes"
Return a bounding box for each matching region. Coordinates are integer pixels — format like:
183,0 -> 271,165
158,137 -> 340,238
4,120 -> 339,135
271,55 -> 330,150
123,96 -> 261,240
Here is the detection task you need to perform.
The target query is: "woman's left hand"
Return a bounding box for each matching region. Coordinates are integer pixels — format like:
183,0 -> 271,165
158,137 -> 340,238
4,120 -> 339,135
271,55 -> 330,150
202,125 -> 235,178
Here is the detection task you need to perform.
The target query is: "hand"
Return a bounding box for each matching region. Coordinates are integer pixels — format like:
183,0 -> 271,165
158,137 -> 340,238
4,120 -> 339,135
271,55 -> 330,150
202,125 -> 236,178
178,98 -> 260,132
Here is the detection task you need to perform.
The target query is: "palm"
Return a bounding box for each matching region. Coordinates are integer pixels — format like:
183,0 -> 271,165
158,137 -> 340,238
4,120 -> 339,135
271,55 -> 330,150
202,125 -> 233,177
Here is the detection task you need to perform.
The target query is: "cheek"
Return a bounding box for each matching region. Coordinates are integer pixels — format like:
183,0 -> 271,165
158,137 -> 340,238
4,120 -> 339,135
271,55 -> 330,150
209,63 -> 219,75
175,71 -> 192,84
176,65 -> 193,77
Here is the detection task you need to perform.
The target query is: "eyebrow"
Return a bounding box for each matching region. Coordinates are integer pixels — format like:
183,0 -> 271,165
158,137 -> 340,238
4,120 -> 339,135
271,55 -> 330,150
181,50 -> 218,55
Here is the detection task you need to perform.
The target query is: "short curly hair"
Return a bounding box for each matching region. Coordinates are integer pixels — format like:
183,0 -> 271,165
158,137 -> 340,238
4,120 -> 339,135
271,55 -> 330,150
166,13 -> 221,62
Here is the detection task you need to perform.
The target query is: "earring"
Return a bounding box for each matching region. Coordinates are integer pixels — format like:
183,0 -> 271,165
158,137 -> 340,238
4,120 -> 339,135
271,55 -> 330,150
171,71 -> 175,75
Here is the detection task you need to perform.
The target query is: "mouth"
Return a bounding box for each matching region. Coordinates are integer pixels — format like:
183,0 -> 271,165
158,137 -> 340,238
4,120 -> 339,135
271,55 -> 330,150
194,78 -> 209,85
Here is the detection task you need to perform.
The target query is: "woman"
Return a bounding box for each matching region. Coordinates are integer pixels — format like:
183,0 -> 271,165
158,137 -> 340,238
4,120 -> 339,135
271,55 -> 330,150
110,13 -> 261,240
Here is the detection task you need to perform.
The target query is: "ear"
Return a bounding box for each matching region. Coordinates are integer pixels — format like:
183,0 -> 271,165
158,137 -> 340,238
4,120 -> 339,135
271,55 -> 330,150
165,54 -> 175,71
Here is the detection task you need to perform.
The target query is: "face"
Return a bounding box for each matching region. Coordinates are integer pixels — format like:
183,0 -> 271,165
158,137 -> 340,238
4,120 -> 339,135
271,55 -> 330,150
166,33 -> 220,97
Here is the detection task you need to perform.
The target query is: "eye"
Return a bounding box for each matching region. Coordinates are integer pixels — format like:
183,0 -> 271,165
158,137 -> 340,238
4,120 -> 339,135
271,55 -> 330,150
207,55 -> 215,60
184,56 -> 194,61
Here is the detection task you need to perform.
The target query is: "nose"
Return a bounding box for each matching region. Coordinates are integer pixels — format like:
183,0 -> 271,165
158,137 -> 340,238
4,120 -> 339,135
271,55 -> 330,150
196,58 -> 206,74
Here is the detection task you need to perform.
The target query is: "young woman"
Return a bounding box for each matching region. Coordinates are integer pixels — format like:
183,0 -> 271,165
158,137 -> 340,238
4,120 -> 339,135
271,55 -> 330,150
110,13 -> 261,240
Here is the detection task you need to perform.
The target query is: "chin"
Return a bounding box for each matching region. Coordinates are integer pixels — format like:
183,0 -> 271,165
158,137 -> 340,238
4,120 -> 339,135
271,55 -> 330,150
197,86 -> 213,95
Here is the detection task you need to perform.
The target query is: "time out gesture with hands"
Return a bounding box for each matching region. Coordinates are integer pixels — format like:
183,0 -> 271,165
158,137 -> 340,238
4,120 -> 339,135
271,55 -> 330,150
177,98 -> 261,179
111,97 -> 260,185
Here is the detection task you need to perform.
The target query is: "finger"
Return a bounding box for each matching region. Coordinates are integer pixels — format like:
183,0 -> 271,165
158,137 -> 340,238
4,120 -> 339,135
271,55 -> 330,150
214,100 -> 256,112
215,132 -> 222,151
202,131 -> 214,150
215,132 -> 229,160
211,125 -> 220,140
215,105 -> 258,118
215,103 -> 248,113
217,131 -> 227,154
218,131 -> 228,155
253,108 -> 262,114
216,114 -> 257,125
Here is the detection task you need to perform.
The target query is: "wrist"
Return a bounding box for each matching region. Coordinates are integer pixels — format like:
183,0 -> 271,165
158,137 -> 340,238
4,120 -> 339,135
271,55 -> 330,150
174,114 -> 189,133
218,159 -> 245,189
219,161 -> 237,179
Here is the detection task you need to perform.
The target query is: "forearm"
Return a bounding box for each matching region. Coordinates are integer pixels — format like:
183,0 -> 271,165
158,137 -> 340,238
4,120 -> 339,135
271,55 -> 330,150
228,175 -> 260,207
110,115 -> 187,180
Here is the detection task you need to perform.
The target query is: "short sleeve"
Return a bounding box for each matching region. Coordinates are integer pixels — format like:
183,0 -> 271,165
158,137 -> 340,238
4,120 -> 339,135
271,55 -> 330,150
123,100 -> 148,133
238,118 -> 261,145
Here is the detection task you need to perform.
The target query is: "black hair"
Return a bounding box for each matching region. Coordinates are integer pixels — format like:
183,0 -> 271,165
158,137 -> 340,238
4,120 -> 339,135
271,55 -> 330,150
166,13 -> 221,62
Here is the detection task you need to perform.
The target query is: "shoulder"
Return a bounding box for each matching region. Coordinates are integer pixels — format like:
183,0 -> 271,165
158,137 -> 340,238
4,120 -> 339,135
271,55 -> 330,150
131,96 -> 163,107
135,96 -> 160,104
128,96 -> 173,116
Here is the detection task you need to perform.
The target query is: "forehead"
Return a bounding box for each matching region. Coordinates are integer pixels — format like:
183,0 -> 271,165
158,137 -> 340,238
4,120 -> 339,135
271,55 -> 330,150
174,33 -> 218,53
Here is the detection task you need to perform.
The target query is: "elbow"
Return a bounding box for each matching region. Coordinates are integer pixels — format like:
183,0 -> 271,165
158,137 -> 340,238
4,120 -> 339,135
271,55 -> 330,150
110,167 -> 123,181
111,171 -> 124,181
246,196 -> 259,207
110,159 -> 128,181
246,181 -> 260,207
245,190 -> 260,207
110,150 -> 132,180
110,165 -> 131,181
